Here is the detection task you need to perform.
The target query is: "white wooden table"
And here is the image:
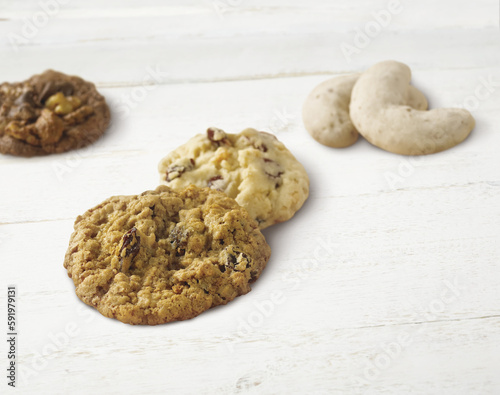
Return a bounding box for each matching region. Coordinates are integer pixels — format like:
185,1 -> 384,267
1,1 -> 499,393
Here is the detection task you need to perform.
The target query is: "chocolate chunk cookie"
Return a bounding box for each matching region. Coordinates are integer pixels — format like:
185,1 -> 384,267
158,128 -> 310,229
63,185 -> 271,325
0,70 -> 110,157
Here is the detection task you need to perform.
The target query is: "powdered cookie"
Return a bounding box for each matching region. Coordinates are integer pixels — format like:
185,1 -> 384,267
350,60 -> 474,155
158,128 -> 309,229
64,185 -> 271,325
0,70 -> 110,157
302,73 -> 360,148
302,73 -> 429,148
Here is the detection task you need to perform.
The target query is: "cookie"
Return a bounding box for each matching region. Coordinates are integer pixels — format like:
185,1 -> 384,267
0,70 -> 110,157
63,185 -> 271,325
158,127 -> 309,229
302,73 -> 360,148
350,60 -> 474,155
302,73 -> 429,148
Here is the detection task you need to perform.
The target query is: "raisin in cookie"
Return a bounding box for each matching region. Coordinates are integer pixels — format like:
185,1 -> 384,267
158,128 -> 309,229
0,70 -> 110,157
63,185 -> 271,325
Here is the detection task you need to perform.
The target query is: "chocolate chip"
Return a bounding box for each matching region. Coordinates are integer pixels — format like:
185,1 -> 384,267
9,104 -> 36,122
39,81 -> 74,104
38,82 -> 54,103
15,90 -> 36,107
59,82 -> 74,96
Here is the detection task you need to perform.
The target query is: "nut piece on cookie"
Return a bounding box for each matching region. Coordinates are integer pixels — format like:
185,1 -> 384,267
5,108 -> 64,147
63,185 -> 271,325
158,127 -> 309,229
165,158 -> 195,182
45,92 -> 82,115
207,175 -> 226,191
63,105 -> 94,126
0,70 -> 110,157
207,126 -> 231,146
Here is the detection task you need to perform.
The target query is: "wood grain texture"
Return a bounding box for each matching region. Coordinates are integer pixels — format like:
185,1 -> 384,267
0,1 -> 499,394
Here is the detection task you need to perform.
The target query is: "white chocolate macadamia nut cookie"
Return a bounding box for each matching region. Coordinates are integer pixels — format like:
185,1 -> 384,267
158,128 -> 309,229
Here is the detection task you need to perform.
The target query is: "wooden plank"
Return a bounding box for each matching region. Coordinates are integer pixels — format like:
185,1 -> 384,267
12,305 -> 500,393
0,1 -> 498,84
0,30 -> 498,84
0,0 -> 496,26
